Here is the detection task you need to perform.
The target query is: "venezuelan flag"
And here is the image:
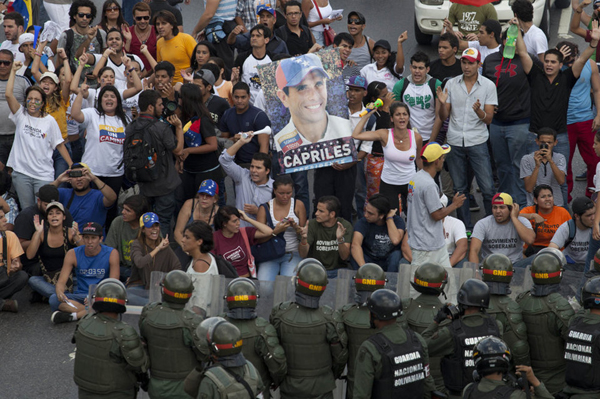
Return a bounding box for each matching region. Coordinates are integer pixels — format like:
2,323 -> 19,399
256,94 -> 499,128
9,0 -> 33,29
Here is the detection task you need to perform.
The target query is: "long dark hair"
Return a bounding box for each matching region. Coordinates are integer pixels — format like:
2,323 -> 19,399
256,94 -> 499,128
374,41 -> 401,80
179,83 -> 212,122
24,86 -> 47,117
97,85 -> 129,126
364,81 -> 387,107
100,0 -> 127,30
190,41 -> 217,72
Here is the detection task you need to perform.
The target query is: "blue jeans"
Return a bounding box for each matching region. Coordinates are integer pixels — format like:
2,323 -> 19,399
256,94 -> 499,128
585,232 -> 600,273
528,131 -> 569,206
147,191 -> 176,237
446,143 -> 494,230
12,171 -> 53,210
122,0 -> 141,25
49,292 -> 87,312
53,146 -> 72,180
490,121 -> 529,207
257,252 -> 302,281
349,250 -> 402,272
127,285 -> 149,306
513,256 -> 535,269
354,159 -> 367,218
28,276 -> 56,298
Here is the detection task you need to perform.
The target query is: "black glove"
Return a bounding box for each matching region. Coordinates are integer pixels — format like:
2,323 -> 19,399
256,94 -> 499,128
434,306 -> 449,324
137,372 -> 150,392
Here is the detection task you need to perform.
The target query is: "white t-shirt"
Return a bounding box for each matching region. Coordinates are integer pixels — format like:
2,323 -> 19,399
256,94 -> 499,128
443,215 -> 467,256
80,108 -> 126,177
467,41 -> 500,64
594,162 -> 600,192
360,62 -> 400,92
16,59 -> 55,77
187,254 -> 218,311
93,53 -> 145,83
0,41 -> 25,62
523,25 -> 548,57
7,106 -> 63,180
66,93 -> 81,137
85,80 -> 128,109
122,91 -> 140,121
241,53 -> 272,105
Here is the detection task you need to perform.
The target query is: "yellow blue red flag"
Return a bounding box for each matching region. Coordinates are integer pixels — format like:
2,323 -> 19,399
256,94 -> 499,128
9,0 -> 33,29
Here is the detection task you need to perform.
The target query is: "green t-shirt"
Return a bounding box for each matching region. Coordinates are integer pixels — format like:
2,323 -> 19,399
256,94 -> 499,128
104,215 -> 139,268
448,3 -> 498,35
306,218 -> 353,270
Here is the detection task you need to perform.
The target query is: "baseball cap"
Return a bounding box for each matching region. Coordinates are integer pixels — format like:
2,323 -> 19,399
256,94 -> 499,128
492,193 -> 513,206
198,179 -> 218,197
81,222 -> 103,236
421,143 -> 451,162
256,2 -> 275,16
36,185 -> 60,203
572,196 -> 594,215
18,33 -> 34,48
461,48 -> 481,63
347,75 -> 368,90
140,212 -> 160,228
594,0 -> 600,9
348,11 -> 366,24
39,72 -> 59,85
276,54 -> 329,90
46,201 -> 65,213
70,162 -> 90,170
373,40 -> 391,52
194,69 -> 216,86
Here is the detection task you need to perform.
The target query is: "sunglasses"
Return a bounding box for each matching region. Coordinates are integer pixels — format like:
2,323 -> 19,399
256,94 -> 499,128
0,60 -> 12,66
348,18 -> 363,25
106,6 -> 119,11
77,12 -> 93,19
135,15 -> 150,21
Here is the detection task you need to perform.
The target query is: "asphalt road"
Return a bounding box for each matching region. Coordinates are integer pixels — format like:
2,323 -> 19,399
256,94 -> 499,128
0,1 -> 591,398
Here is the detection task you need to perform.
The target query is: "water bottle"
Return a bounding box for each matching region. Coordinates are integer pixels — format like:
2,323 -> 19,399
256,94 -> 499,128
148,156 -> 155,169
503,24 -> 518,59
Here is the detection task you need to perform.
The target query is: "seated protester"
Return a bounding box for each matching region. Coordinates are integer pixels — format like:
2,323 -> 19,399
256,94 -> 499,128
192,66 -> 231,127
470,193 -> 536,268
128,212 -> 180,306
27,202 -> 80,300
520,184 -> 572,259
0,170 -> 18,231
52,163 -> 117,230
175,179 -> 220,245
212,206 -> 273,278
256,174 -> 307,281
208,56 -> 234,106
298,196 -> 354,278
104,195 -> 150,282
350,193 -> 404,272
219,82 -> 270,166
49,222 -> 120,324
520,127 -> 567,207
549,196 -> 594,271
0,209 -> 27,313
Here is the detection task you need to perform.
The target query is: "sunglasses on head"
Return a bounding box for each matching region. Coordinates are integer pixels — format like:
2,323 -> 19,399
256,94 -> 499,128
0,60 -> 12,66
135,15 -> 150,21
78,12 -> 93,19
348,18 -> 363,25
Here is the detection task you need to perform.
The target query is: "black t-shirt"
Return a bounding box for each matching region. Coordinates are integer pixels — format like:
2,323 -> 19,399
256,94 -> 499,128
482,51 -> 530,123
206,94 -> 230,126
14,204 -> 74,268
429,58 -> 463,86
527,65 -> 577,134
183,115 -> 220,173
150,0 -> 183,27
276,25 -> 312,56
275,9 -> 308,29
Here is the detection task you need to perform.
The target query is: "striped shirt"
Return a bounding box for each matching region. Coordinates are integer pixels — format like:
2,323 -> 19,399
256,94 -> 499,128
208,0 -> 236,21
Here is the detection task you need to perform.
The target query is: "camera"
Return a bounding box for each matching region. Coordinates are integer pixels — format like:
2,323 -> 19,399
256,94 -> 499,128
444,304 -> 461,320
69,170 -> 83,178
162,100 -> 178,118
539,142 -> 549,151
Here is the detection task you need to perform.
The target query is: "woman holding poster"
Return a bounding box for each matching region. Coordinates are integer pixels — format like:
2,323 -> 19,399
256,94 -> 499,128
352,102 -> 422,213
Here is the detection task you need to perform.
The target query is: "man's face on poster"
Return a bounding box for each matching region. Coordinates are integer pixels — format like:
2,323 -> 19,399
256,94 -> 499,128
278,71 -> 328,125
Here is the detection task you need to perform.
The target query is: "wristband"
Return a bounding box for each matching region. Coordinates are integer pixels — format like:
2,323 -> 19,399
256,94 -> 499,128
128,67 -> 136,72
591,43 -> 598,49
479,111 -> 487,121
99,183 -> 106,190
337,237 -> 345,244
387,216 -> 394,220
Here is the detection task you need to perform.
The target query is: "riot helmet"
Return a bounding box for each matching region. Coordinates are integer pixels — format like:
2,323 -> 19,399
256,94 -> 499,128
207,319 -> 243,357
481,254 -> 513,284
537,247 -> 567,269
92,278 -> 128,313
366,289 -> 402,320
224,277 -> 258,309
411,263 -> 448,296
294,258 -> 328,297
593,248 -> 600,273
161,270 -> 194,304
473,336 -> 512,377
531,252 -> 563,285
193,317 -> 226,361
457,279 -> 490,309
581,276 -> 600,309
354,263 -> 387,292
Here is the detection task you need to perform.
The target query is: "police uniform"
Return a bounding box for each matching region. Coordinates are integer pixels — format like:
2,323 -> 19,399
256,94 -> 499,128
463,377 -> 554,398
222,316 -> 287,398
561,311 -> 600,398
274,114 -> 353,153
353,323 -> 436,399
74,312 -> 149,399
422,313 -> 502,399
196,362 -> 263,399
487,294 -> 531,366
139,301 -> 204,398
517,290 -> 574,395
270,301 -> 348,399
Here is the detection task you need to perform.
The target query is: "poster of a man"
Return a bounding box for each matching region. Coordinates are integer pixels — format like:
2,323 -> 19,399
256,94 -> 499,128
258,51 -> 356,174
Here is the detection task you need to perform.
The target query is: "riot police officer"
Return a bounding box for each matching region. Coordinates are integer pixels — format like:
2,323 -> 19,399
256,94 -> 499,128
463,336 -> 553,398
579,248 -> 600,297
423,278 -> 502,399
336,263 -> 386,398
138,270 -> 204,398
195,319 -> 264,398
270,258 -> 348,399
222,277 -> 287,398
399,262 -> 447,392
516,250 -> 574,395
353,289 -> 436,398
560,275 -> 600,398
481,254 -> 530,366
73,278 -> 149,399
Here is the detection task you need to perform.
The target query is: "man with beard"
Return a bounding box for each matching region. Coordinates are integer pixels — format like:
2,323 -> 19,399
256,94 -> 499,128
469,193 -> 535,267
51,163 -> 117,230
0,13 -> 25,62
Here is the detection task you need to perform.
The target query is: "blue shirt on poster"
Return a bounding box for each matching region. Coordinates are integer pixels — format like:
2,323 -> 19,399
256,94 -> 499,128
73,245 -> 113,294
59,188 -> 110,229
354,215 -> 405,260
218,104 -> 270,164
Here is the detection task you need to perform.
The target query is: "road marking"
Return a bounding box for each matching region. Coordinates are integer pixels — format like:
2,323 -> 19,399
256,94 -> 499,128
558,7 -> 574,38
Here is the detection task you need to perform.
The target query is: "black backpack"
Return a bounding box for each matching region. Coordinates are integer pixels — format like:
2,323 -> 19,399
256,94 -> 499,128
123,118 -> 164,182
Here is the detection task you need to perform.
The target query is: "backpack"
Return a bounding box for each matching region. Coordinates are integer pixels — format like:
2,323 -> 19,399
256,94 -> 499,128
394,77 -> 438,103
123,118 -> 164,183
564,219 -> 577,249
65,28 -> 104,61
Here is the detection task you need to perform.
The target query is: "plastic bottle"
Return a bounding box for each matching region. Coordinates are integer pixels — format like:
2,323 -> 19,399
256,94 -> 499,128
503,24 -> 518,59
148,156 -> 155,168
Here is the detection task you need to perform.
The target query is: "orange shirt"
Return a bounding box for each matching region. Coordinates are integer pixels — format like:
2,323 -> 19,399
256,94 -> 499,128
520,205 -> 572,247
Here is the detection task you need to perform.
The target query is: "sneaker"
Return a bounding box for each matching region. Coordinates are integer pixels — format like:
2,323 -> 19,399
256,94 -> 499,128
576,171 -> 587,181
51,310 -> 73,324
1,299 -> 18,313
469,195 -> 480,212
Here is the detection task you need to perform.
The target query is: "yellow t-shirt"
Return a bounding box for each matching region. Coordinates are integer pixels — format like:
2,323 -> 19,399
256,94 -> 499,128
156,33 -> 197,84
47,98 -> 69,140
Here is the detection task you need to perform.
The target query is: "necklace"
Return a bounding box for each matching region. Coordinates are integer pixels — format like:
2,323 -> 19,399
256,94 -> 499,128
135,26 -> 151,44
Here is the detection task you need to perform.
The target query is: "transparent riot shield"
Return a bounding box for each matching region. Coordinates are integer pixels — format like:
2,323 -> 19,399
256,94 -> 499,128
507,266 -> 532,301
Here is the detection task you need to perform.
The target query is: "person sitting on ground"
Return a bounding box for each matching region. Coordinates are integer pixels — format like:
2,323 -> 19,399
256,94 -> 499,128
175,179 -> 220,246
0,208 -> 27,313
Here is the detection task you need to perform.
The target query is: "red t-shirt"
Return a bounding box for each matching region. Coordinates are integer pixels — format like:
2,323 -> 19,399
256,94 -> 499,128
212,227 -> 257,276
127,26 -> 157,72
